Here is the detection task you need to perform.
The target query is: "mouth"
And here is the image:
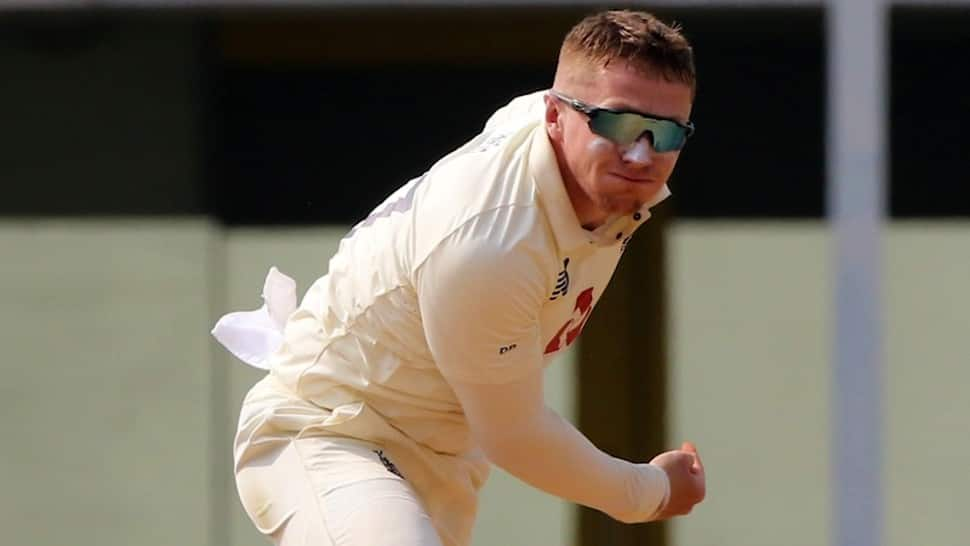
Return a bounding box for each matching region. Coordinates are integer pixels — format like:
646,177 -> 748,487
610,172 -> 655,184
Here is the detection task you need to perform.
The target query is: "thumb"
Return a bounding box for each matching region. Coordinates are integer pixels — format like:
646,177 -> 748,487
681,441 -> 697,454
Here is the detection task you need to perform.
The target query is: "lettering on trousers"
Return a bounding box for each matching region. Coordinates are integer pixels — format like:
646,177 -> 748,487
374,450 -> 405,479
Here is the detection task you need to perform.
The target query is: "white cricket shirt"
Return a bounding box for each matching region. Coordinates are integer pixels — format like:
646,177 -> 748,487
233,90 -> 670,546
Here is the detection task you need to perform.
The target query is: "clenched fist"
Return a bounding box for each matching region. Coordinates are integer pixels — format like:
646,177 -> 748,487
650,441 -> 706,519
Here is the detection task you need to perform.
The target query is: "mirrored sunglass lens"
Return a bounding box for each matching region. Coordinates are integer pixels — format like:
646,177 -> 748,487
651,122 -> 686,152
591,111 -> 644,145
592,112 -> 686,151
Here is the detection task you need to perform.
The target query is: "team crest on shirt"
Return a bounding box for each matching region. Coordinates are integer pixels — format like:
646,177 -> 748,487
544,287 -> 594,354
549,258 -> 571,300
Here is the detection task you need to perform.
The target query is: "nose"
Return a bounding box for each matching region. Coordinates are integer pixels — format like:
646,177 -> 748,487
620,136 -> 654,166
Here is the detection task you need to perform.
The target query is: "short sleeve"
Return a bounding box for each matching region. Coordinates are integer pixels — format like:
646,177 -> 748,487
414,209 -> 551,385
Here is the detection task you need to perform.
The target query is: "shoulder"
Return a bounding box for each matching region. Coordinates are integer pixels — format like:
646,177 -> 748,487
413,90 -> 548,221
483,89 -> 548,132
413,202 -> 558,298
410,123 -> 551,262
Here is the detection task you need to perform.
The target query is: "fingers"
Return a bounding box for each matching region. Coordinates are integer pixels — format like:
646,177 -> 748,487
691,450 -> 704,475
680,441 -> 704,475
651,442 -> 707,520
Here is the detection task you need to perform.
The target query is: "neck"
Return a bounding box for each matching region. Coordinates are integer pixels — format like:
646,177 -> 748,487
564,179 -> 606,230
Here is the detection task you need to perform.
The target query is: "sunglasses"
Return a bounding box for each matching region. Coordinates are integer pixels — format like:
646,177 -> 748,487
549,90 -> 695,153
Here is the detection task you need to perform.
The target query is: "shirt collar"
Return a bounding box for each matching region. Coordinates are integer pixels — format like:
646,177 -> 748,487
528,127 -> 671,252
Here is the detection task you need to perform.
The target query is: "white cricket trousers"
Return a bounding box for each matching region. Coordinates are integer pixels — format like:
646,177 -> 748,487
235,436 -> 444,546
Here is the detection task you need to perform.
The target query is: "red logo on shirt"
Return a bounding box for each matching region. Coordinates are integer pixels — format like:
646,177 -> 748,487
544,287 -> 594,354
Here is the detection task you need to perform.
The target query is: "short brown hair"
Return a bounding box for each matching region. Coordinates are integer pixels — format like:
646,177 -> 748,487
560,10 -> 696,94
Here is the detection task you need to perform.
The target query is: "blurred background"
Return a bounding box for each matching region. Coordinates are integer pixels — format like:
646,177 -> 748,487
0,1 -> 967,546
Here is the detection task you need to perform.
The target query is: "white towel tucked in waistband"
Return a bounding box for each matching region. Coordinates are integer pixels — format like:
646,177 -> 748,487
210,266 -> 297,370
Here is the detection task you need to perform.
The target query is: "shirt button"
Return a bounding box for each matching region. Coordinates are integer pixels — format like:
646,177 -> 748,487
633,212 -> 642,221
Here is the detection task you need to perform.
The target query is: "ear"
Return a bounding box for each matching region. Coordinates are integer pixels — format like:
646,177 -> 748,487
544,93 -> 564,142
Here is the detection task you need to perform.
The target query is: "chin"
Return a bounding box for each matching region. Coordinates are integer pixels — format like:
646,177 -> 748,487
599,196 -> 643,217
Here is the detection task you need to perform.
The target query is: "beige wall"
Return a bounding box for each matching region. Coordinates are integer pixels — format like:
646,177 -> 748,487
0,219 -> 217,546
2,219 -> 967,546
668,222 -> 832,546
884,224 -> 970,546
668,221 -> 970,546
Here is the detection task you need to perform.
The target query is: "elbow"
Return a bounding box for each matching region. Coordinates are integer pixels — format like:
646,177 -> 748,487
473,421 -> 541,472
477,433 -> 521,468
